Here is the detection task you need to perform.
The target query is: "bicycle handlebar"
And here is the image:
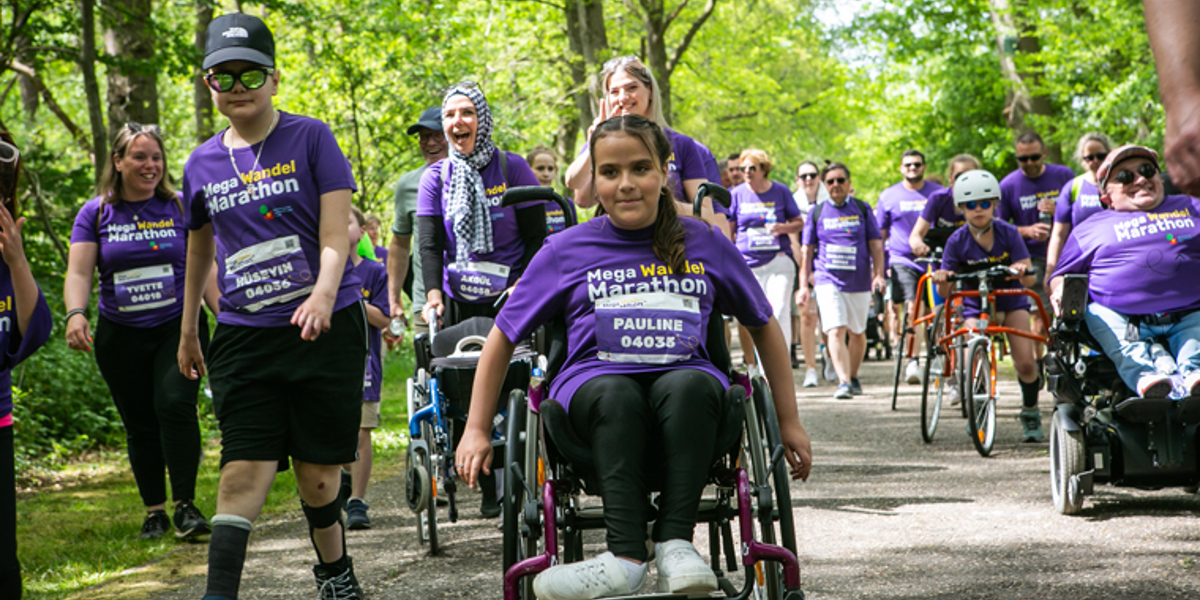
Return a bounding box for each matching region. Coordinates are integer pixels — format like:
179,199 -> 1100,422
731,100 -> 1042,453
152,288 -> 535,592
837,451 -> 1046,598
948,265 -> 1038,282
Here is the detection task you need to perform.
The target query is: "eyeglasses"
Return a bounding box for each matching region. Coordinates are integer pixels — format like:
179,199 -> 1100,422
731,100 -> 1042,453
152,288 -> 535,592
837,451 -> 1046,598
902,162 -> 924,169
1016,153 -> 1044,163
1082,152 -> 1108,163
962,200 -> 993,211
0,141 -> 19,164
825,177 -> 847,185
1111,162 -> 1159,186
204,67 -> 275,93
124,122 -> 162,135
797,173 -> 819,181
740,165 -> 758,173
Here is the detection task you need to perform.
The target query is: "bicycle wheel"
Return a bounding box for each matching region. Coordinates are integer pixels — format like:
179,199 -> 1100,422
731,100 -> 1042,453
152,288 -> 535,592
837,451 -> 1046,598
920,304 -> 947,443
891,308 -> 912,411
965,337 -> 997,457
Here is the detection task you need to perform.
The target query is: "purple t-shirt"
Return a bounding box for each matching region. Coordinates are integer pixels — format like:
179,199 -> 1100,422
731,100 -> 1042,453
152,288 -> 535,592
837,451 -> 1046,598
941,220 -> 1031,317
352,258 -> 389,402
0,262 -> 52,422
730,181 -> 801,267
1053,177 -> 1103,227
495,216 -> 771,410
374,245 -> 389,266
801,198 -> 883,293
997,164 -> 1076,258
876,180 -> 946,272
579,128 -> 729,216
920,188 -> 964,230
416,149 -> 541,303
182,112 -> 361,327
71,195 -> 189,327
546,202 -> 578,234
1052,195 -> 1200,315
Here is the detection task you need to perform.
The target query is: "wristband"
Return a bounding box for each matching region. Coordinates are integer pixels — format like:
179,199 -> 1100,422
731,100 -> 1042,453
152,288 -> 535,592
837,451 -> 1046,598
64,308 -> 87,323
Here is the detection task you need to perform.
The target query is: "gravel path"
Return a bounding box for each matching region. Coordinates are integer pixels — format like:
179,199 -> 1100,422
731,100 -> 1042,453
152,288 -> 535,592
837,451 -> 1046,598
104,352 -> 1199,600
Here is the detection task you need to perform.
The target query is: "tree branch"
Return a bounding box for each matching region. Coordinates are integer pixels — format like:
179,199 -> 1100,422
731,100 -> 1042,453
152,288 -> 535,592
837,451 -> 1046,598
622,0 -> 643,21
665,0 -> 689,30
666,0 -> 716,76
5,60 -> 92,156
716,111 -> 758,122
511,0 -> 565,9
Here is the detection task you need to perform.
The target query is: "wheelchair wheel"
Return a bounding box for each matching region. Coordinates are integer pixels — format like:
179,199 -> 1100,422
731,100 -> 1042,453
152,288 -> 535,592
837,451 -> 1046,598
745,380 -> 791,600
920,305 -> 947,443
891,309 -> 912,411
1049,409 -> 1086,514
965,337 -> 996,457
419,419 -> 440,554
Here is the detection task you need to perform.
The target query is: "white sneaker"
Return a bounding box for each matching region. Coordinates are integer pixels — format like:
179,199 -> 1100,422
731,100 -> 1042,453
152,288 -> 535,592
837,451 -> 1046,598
803,368 -> 819,388
905,359 -> 922,384
533,552 -> 638,600
947,376 -> 961,406
1137,372 -> 1173,399
1185,371 -> 1200,397
822,346 -> 837,382
655,540 -> 718,594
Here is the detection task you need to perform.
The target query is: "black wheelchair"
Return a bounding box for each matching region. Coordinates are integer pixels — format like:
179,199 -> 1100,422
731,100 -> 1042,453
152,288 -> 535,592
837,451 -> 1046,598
1043,274 -> 1200,514
498,184 -> 804,600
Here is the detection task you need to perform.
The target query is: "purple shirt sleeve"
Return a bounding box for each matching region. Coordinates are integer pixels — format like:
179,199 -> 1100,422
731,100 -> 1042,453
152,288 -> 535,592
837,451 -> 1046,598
71,199 -> 101,244
416,160 -> 446,218
1054,179 -> 1076,225
495,242 -> 569,344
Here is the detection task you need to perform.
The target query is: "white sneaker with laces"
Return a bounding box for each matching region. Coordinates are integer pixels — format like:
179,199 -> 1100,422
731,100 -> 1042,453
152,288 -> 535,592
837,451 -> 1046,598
1137,372 -> 1173,398
1185,371 -> 1200,397
655,539 -> 718,594
822,346 -> 837,382
803,368 -> 819,388
532,552 -> 638,600
905,359 -> 922,384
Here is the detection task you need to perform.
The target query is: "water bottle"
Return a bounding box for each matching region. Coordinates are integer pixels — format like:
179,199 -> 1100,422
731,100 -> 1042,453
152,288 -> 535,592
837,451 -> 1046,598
389,317 -> 406,338
1149,342 -> 1177,375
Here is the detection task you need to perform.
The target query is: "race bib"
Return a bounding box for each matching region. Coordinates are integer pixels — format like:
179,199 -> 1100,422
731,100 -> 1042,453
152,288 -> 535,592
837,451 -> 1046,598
594,292 -> 702,364
114,264 -> 177,312
746,227 -> 779,251
447,261 -> 511,301
223,235 -> 315,312
826,244 -> 858,271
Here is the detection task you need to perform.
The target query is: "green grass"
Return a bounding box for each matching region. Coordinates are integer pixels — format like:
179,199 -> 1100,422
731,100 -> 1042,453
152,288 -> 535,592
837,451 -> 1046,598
17,344 -> 415,600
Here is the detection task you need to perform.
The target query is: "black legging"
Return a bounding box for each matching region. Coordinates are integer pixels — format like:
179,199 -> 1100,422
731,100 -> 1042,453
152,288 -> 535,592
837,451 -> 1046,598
568,369 -> 724,561
94,314 -> 209,507
1,427 -> 20,599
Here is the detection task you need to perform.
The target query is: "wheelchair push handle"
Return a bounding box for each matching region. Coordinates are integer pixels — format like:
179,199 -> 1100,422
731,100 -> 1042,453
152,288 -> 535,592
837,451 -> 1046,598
500,186 -> 578,229
949,264 -> 1038,282
692,182 -> 731,219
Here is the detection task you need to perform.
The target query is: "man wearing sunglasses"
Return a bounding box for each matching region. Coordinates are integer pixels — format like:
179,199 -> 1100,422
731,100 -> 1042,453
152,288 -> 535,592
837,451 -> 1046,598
998,131 -> 1075,354
1050,145 -> 1200,420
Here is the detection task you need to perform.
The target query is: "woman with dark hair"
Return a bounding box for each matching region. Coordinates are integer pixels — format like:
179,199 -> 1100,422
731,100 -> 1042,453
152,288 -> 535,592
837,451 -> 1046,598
456,115 -> 811,600
64,123 -> 216,541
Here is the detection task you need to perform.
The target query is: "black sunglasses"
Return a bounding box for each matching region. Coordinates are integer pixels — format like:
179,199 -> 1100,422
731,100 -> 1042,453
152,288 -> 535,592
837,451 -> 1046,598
1082,152 -> 1108,163
797,173 -> 818,181
902,162 -> 924,169
740,165 -> 758,173
1112,162 -> 1159,186
962,200 -> 993,211
205,67 -> 275,93
825,177 -> 847,185
1016,153 -> 1044,163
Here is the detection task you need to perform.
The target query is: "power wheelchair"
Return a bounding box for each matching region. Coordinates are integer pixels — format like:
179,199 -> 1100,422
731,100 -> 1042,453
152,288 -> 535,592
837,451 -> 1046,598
1043,274 -> 1200,515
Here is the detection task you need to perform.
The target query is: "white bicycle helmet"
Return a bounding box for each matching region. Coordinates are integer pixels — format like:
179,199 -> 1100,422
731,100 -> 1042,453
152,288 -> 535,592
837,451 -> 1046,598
953,169 -> 1000,205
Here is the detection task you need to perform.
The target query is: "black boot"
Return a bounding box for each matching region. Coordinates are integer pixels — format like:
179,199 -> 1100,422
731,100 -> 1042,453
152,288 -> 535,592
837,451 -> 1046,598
313,555 -> 364,600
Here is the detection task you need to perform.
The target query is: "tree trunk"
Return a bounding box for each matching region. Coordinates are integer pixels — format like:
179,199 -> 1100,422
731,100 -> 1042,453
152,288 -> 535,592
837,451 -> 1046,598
80,0 -> 107,180
103,0 -> 160,136
625,0 -> 718,126
562,0 -> 608,164
193,2 -> 214,145
989,0 -> 1060,163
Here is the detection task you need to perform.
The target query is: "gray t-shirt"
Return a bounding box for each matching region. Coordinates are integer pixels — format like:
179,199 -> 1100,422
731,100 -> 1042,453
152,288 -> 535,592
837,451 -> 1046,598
392,164 -> 427,314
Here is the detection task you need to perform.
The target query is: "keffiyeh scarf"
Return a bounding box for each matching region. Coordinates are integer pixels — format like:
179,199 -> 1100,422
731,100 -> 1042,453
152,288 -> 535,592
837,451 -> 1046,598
444,85 -> 498,262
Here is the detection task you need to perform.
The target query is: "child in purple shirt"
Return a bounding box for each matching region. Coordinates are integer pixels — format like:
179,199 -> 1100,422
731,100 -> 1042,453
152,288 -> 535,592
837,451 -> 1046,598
456,115 -> 811,600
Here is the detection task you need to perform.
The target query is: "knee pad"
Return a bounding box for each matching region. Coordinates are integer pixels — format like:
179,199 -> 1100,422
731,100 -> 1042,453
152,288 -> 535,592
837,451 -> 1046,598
301,497 -> 343,531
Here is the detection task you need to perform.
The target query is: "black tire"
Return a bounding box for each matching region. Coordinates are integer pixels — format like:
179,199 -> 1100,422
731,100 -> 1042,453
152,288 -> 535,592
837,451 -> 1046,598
891,309 -> 912,411
1050,409 -> 1086,514
920,304 -> 947,443
419,419 -> 440,554
965,338 -> 997,457
502,390 -> 527,572
746,380 -> 789,600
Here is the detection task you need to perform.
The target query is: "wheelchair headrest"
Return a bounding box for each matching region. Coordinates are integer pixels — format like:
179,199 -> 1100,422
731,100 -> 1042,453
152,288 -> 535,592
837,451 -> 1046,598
432,316 -> 496,358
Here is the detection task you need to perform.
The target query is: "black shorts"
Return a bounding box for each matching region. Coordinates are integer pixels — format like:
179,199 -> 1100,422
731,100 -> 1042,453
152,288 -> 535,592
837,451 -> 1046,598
889,264 -> 923,304
208,303 -> 368,469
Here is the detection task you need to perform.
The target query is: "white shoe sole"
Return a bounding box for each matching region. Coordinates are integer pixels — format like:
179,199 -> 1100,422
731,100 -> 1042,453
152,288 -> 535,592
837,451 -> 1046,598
657,572 -> 718,594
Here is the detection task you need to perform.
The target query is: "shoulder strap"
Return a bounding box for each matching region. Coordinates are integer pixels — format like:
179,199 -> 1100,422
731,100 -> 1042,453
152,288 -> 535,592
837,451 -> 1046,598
856,198 -> 871,219
1069,175 -> 1085,206
810,201 -> 823,228
499,150 -> 508,186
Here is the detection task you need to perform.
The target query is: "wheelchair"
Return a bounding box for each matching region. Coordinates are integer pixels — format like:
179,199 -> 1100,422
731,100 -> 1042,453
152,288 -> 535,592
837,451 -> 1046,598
1043,274 -> 1200,515
404,186 -> 577,553
498,183 -> 805,600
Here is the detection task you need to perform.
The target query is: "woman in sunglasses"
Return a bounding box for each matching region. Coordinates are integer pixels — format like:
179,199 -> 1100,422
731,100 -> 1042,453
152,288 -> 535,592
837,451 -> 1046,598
177,13 -> 366,599
1045,132 -> 1112,278
64,123 -> 217,542
932,170 -> 1043,440
1050,146 -> 1200,419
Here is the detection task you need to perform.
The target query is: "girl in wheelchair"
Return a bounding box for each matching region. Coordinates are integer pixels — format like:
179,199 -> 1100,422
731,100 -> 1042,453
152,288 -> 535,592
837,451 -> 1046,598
456,114 -> 811,600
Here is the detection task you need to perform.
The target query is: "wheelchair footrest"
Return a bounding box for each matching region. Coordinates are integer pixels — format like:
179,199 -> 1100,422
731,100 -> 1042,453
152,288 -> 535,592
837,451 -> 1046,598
1072,469 -> 1095,497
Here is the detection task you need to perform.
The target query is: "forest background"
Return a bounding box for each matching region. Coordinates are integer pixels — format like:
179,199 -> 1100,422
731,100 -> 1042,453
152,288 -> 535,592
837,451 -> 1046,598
0,0 -> 1162,464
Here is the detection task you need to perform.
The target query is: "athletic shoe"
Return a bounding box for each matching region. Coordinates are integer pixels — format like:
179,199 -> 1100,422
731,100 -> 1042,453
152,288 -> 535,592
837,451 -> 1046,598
1019,409 -> 1045,443
1185,371 -> 1200,397
1137,373 -> 1173,399
172,501 -> 211,539
946,375 -> 961,406
345,498 -> 371,530
822,346 -> 837,382
532,551 -> 638,600
834,383 -> 853,400
850,377 -> 863,396
803,368 -> 819,388
905,359 -> 922,384
655,539 -> 718,594
313,555 -> 364,600
338,470 -> 352,507
139,510 -> 170,540
480,495 -> 501,519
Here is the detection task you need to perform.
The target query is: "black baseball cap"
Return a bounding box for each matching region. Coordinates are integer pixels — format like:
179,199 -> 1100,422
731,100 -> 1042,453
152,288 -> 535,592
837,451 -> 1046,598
203,13 -> 275,70
406,107 -> 443,135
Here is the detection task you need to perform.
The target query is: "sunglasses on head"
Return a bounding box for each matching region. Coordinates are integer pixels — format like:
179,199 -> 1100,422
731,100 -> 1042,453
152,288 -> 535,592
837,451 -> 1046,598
0,140 -> 19,164
825,177 -> 847,185
603,55 -> 641,72
205,67 -> 275,93
1016,153 -> 1043,163
1082,152 -> 1108,163
962,200 -> 993,211
740,165 -> 758,173
797,173 -> 818,181
124,122 -> 161,136
1112,162 -> 1159,186
902,162 -> 924,169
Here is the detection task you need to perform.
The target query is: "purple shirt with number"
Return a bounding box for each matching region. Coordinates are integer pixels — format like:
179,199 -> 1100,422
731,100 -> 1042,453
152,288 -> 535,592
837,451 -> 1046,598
1053,177 -> 1103,227
495,216 -> 770,410
182,112 -> 361,327
353,257 -> 389,402
941,219 -> 1032,317
71,195 -> 189,327
920,188 -> 964,229
801,197 -> 883,293
0,263 -> 52,424
876,180 -> 946,272
416,149 -> 541,303
729,181 -> 801,267
997,164 -> 1076,258
1052,195 -> 1200,315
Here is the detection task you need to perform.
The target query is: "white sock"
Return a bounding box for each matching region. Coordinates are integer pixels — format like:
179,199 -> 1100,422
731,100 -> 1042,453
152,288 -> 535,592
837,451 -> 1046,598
616,556 -> 647,589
